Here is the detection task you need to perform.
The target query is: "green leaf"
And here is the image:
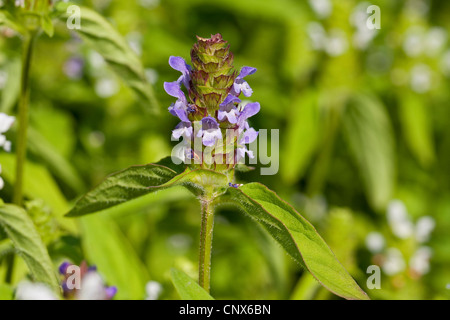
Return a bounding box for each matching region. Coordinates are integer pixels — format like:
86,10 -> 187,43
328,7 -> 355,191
281,90 -> 321,184
398,93 -> 435,167
342,93 -> 395,211
219,183 -> 369,300
55,3 -> 159,113
0,56 -> 21,114
171,268 -> 214,300
0,284 -> 14,300
80,214 -> 149,300
40,14 -> 54,37
67,157 -> 229,217
0,204 -> 59,290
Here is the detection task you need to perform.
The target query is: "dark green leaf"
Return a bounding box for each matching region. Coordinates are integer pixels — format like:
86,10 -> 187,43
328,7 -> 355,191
0,204 -> 59,290
219,183 -> 369,300
66,158 -> 229,217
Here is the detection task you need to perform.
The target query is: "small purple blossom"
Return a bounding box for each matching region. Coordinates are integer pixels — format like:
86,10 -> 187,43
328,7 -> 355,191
63,57 -> 84,80
168,100 -> 190,122
218,94 -> 241,124
197,117 -> 222,147
59,262 -> 71,275
105,286 -> 118,299
169,56 -> 191,90
237,102 -> 260,132
164,81 -> 187,105
239,127 -> 258,145
172,122 -> 193,140
229,183 -> 243,188
233,67 -> 257,97
236,146 -> 254,162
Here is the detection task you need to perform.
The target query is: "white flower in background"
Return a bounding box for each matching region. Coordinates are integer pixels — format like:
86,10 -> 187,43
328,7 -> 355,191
15,0 -> 24,8
425,27 -> 447,57
0,112 -> 15,152
325,29 -> 348,57
308,0 -> 332,19
415,216 -> 435,243
350,2 -> 378,50
365,232 -> 385,253
383,248 -> 406,276
0,165 -> 4,190
145,68 -> 159,85
410,64 -> 433,94
15,282 -> 59,300
0,113 -> 15,190
126,32 -> 143,57
447,283 -> 450,290
0,70 -> 7,89
409,246 -> 432,276
139,0 -> 160,9
403,26 -> 426,57
88,50 -> 106,70
307,22 -> 328,51
307,24 -> 348,57
145,281 -> 162,300
95,77 -> 119,98
76,272 -> 110,300
387,200 -> 414,239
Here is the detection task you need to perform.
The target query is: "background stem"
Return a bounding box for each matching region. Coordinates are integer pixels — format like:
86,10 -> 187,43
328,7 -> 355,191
5,33 -> 35,284
13,33 -> 34,206
198,198 -> 215,293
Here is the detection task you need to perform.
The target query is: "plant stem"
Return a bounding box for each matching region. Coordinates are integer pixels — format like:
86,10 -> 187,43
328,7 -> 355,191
198,198 -> 215,293
13,33 -> 34,206
5,33 -> 35,284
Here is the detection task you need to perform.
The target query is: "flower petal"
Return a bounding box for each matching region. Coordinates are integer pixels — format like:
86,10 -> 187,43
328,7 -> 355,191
220,94 -> 241,107
237,66 -> 257,79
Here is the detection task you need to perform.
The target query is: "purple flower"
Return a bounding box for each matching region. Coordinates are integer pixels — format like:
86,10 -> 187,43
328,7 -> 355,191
172,122 -> 193,140
164,80 -> 187,103
105,286 -> 118,300
63,57 -> 84,80
169,56 -> 191,90
237,102 -> 260,132
168,100 -> 190,122
218,94 -> 241,124
59,262 -> 71,275
197,117 -> 222,147
233,67 -> 257,97
239,127 -> 258,144
236,146 -> 254,162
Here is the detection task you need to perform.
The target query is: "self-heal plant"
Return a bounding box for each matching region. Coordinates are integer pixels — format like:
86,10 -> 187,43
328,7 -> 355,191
164,34 -> 259,171
67,34 -> 369,300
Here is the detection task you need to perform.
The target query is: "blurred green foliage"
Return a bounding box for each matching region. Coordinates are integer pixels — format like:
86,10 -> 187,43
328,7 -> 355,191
1,0 -> 450,299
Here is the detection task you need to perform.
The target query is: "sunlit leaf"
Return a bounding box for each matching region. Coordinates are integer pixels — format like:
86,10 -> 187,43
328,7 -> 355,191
67,158 -> 229,217
281,90 -> 321,184
342,93 -> 395,211
219,183 -> 369,300
171,268 -> 214,300
0,204 -> 59,290
398,92 -> 435,167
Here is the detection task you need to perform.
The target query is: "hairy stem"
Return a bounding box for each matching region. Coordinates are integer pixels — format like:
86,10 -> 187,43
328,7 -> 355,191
5,33 -> 35,284
198,198 -> 215,293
